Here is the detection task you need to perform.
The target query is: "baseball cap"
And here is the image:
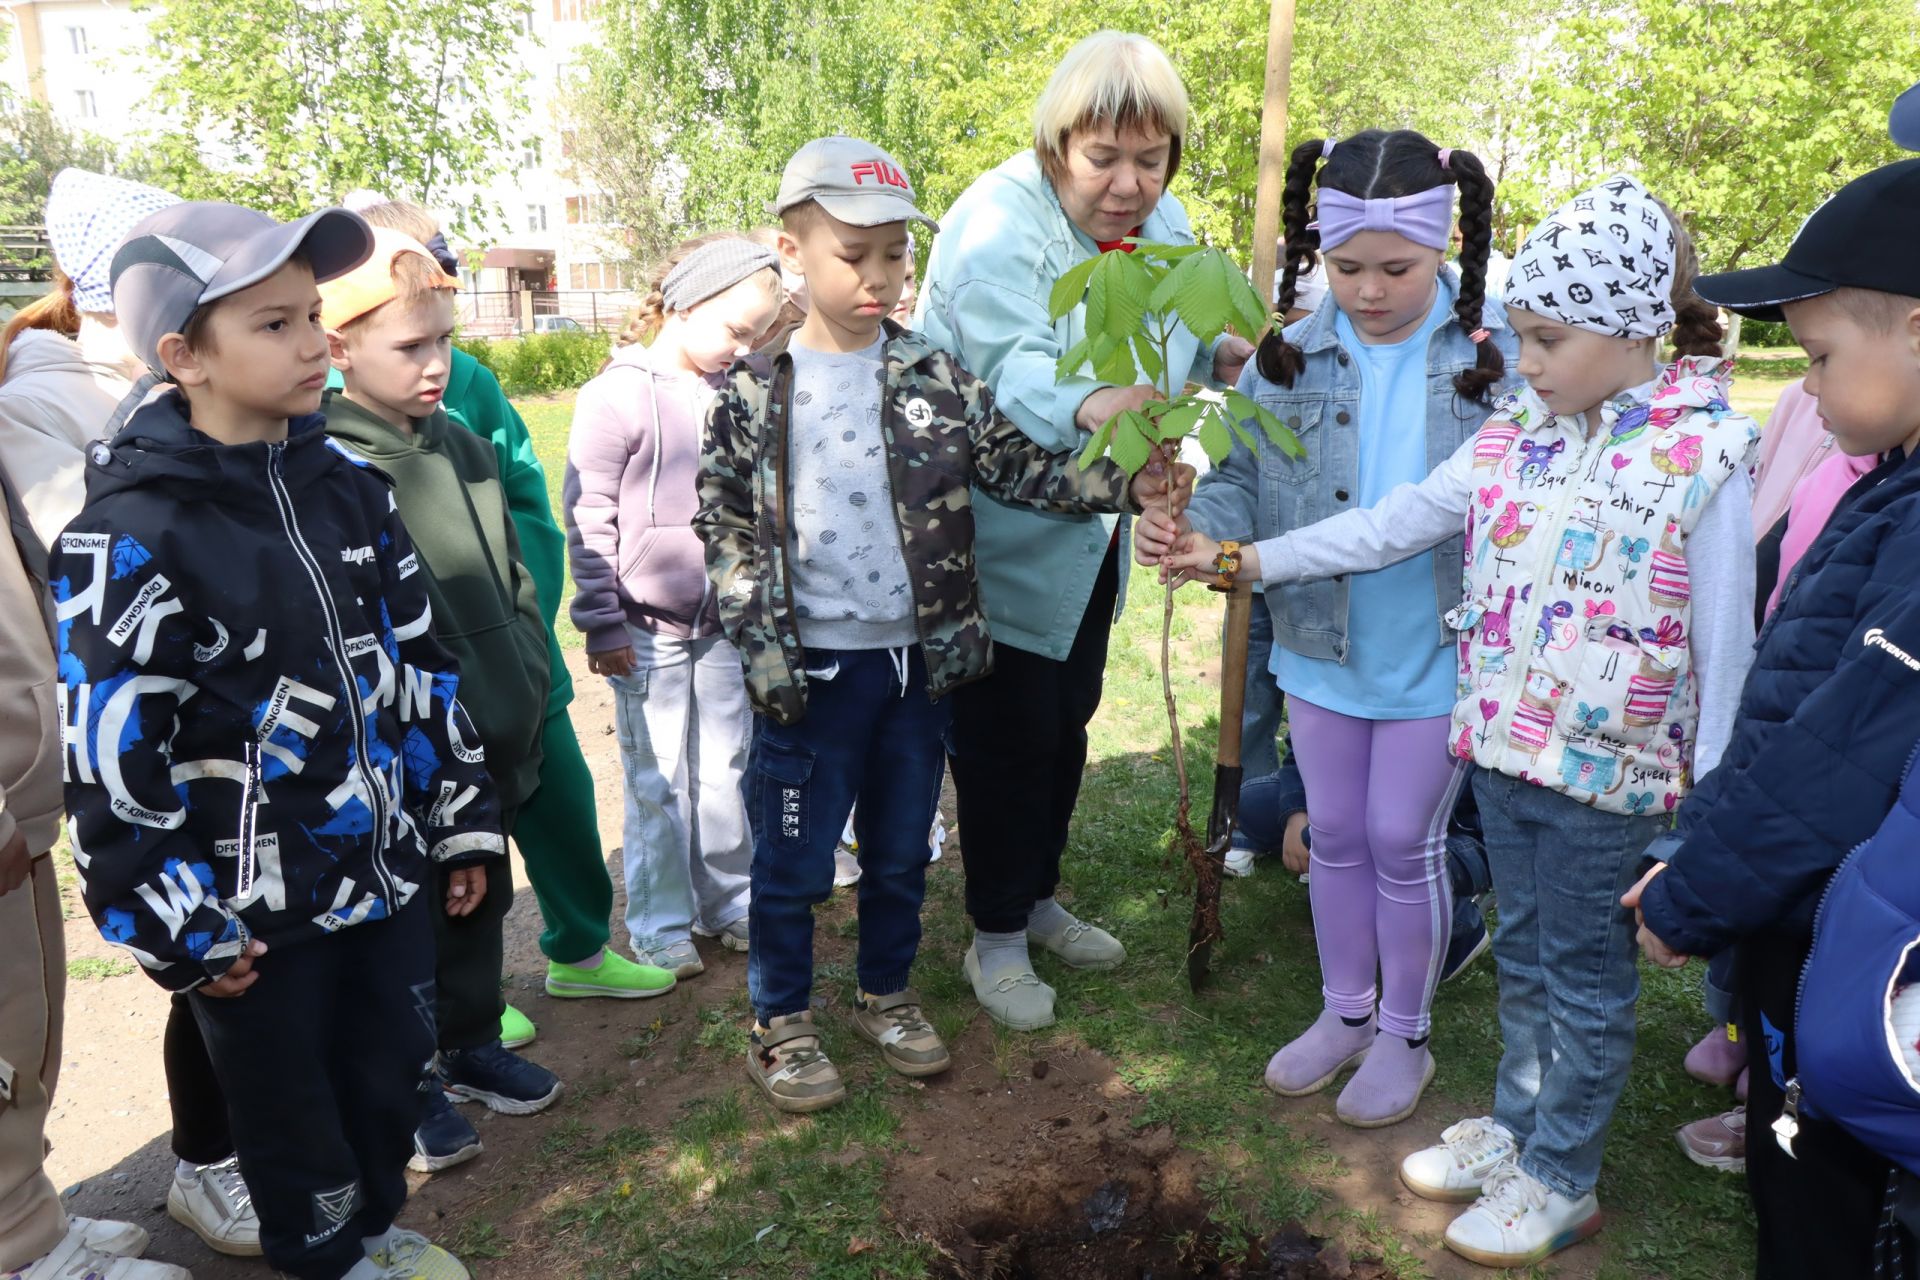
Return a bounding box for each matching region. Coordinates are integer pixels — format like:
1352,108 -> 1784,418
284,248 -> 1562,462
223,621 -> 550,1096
318,227 -> 460,329
1693,159 -> 1920,322
1893,82 -> 1920,151
110,202 -> 375,376
771,136 -> 938,231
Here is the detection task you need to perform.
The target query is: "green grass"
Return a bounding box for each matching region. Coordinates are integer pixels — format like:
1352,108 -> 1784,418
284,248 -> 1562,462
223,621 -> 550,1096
66,955 -> 133,981
517,394 -> 584,651
504,396 -> 1766,1277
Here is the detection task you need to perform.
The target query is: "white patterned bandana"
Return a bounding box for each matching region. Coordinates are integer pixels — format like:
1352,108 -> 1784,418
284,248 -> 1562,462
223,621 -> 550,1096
46,168 -> 183,314
1505,174 -> 1677,339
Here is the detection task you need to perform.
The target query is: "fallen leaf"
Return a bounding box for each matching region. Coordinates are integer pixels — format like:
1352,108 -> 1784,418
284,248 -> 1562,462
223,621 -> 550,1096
848,1238 -> 876,1257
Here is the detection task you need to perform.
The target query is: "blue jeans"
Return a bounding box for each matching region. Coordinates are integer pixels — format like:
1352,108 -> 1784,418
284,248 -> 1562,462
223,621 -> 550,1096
1474,770 -> 1667,1199
744,646 -> 951,1023
1240,598 -> 1284,781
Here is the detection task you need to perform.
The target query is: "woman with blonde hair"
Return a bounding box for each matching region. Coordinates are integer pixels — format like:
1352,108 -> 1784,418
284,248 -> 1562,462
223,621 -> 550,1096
917,31 -> 1251,1030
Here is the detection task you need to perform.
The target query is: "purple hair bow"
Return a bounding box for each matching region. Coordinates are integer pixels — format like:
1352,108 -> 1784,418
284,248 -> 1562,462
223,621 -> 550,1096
1315,187 -> 1454,252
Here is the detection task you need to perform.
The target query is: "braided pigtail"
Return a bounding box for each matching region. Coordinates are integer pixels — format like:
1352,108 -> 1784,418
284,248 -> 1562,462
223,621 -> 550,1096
1651,196 -> 1725,360
1445,148 -> 1505,402
1255,138 -> 1329,386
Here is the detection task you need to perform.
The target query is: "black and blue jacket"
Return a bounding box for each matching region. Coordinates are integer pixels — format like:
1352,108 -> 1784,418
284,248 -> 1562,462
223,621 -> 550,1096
53,390 -> 504,992
1641,447 -> 1920,956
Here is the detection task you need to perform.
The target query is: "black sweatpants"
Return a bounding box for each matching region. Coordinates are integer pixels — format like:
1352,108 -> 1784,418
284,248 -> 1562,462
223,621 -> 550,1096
189,900 -> 436,1280
949,543 -> 1119,934
1740,929 -> 1891,1280
164,994 -> 231,1166
430,856 -> 512,1053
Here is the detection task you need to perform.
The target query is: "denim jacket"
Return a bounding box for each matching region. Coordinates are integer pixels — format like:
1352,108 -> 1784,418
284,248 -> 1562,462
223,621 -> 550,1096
917,150 -> 1221,658
1185,269 -> 1518,663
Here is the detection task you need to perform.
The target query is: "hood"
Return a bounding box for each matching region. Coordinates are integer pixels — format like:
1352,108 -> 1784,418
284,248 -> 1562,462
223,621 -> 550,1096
3,328 -> 97,382
85,386 -> 336,509
321,390 -> 449,457
1502,355 -> 1735,437
600,339 -> 731,390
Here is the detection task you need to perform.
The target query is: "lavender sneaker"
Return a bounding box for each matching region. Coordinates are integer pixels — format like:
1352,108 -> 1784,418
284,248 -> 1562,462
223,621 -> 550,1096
1336,1034 -> 1435,1128
1264,1008 -> 1375,1097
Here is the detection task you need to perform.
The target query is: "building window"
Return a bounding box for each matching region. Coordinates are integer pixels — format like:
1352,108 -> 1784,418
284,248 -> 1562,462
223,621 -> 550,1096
553,0 -> 597,20
521,138 -> 542,170
526,204 -> 547,233
73,89 -> 97,118
568,261 -> 626,290
67,26 -> 90,55
566,194 -> 613,226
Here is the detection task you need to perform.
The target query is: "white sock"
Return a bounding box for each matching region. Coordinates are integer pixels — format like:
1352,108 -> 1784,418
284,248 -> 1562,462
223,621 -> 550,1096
566,949 -> 605,970
174,1158 -> 199,1182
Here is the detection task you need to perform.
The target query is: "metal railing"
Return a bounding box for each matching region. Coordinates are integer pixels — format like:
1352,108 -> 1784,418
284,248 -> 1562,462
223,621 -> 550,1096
456,288 -> 635,337
0,226 -> 55,282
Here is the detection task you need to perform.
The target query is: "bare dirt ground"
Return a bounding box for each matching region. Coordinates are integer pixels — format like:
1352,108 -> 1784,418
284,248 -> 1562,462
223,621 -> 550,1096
48,651 -> 1596,1279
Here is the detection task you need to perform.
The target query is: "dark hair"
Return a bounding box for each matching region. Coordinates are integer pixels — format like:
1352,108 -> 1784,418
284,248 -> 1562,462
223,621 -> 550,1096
1258,128 -> 1504,402
177,249 -> 315,362
1647,195 -> 1725,361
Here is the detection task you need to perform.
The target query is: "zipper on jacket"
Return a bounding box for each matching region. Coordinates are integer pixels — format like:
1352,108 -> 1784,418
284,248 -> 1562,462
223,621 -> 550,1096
761,358 -> 805,700
266,442 -> 395,907
874,343 -> 934,690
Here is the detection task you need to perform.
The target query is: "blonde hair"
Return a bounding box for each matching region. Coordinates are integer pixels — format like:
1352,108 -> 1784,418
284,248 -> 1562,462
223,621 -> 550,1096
1032,31 -> 1189,188
610,232 -> 782,358
0,271 -> 82,383
358,199 -> 442,244
339,251 -> 458,336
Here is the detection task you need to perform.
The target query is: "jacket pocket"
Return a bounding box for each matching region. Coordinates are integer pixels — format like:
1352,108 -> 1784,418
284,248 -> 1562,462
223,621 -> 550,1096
9,679 -> 63,836
1260,402 -> 1323,488
623,527 -> 713,629
751,737 -> 814,848
1564,618 -> 1681,752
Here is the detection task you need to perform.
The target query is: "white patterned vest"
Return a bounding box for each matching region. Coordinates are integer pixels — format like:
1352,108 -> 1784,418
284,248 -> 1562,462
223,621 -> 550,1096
1446,358 -> 1758,816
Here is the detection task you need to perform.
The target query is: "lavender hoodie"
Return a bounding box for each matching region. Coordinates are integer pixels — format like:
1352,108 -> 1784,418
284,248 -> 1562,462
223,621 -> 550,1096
565,342 -> 723,650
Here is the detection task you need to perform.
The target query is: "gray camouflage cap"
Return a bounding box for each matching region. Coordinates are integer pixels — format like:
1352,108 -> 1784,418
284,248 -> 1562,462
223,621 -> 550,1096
772,136 -> 938,231
110,202 -> 374,377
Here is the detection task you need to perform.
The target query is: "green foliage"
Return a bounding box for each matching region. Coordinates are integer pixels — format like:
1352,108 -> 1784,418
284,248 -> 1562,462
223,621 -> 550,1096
1517,0 -> 1920,268
1049,241 -> 1299,473
134,0 -> 530,230
456,331 -> 610,396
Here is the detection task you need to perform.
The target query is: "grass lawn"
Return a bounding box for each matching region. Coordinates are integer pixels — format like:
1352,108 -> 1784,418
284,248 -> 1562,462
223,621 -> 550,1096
502,373 -> 1799,1277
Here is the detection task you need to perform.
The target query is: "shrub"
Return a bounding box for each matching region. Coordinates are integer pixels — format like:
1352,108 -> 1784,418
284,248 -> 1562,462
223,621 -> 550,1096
456,331 -> 611,396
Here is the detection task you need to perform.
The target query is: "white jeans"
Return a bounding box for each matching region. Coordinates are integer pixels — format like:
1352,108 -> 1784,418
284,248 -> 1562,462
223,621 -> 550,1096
610,626 -> 752,951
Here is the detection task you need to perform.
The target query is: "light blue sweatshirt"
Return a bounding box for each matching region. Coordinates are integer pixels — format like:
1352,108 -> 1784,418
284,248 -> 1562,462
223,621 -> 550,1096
916,150 -> 1221,658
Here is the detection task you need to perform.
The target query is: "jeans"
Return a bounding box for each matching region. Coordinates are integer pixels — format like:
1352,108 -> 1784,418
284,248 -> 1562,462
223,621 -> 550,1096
1240,598 -> 1284,782
1475,770 -> 1667,1199
746,646 -> 951,1023
610,627 -> 753,952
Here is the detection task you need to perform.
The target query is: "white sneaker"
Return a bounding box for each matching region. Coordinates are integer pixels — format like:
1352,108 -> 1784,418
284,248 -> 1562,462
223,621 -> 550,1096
8,1224 -> 190,1280
1223,846 -> 1255,878
928,813 -> 947,863
1443,1162 -> 1603,1268
1400,1116 -> 1518,1202
66,1218 -> 147,1258
690,918 -> 749,953
634,939 -> 704,978
168,1156 -> 263,1256
832,847 -> 863,888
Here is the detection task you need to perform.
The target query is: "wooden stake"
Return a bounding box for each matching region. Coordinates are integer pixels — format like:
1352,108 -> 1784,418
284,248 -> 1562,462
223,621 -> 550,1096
1250,0 -> 1300,306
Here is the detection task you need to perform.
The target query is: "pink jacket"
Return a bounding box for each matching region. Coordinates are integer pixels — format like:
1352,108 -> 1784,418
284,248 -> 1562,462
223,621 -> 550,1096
1752,379 -> 1838,540
564,343 -> 724,651
1766,449 -> 1879,619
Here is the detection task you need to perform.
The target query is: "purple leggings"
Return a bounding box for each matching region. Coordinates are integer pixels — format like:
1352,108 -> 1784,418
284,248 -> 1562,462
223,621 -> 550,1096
1289,697 -> 1466,1040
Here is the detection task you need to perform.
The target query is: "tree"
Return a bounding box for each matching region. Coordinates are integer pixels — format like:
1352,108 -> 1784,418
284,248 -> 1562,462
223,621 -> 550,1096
1518,0 -> 1920,269
0,103 -> 122,229
134,0 -> 530,231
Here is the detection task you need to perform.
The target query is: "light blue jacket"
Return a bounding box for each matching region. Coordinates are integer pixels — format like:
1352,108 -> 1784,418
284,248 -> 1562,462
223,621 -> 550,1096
1184,268 -> 1518,663
917,150 -> 1220,659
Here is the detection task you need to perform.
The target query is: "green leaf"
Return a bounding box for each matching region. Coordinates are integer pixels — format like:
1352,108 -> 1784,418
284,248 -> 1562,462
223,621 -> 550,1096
1093,334 -> 1139,385
1086,250 -> 1153,342
1162,250 -> 1239,346
1249,401 -> 1305,460
1197,416 -> 1233,464
1223,261 -> 1272,341
1077,412 -> 1117,470
1048,255 -> 1100,321
1132,333 -> 1165,386
1134,241 -> 1208,261
1154,400 -> 1204,442
1228,418 -> 1260,455
1055,334 -> 1093,381
1108,409 -> 1154,475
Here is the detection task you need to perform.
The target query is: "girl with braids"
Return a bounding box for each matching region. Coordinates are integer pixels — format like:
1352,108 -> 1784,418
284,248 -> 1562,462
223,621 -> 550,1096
1142,128 -> 1516,1131
1149,174 -> 1759,1267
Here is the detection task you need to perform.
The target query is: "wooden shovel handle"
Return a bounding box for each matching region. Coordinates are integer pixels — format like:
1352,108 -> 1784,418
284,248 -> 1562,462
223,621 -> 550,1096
1215,583 -> 1253,771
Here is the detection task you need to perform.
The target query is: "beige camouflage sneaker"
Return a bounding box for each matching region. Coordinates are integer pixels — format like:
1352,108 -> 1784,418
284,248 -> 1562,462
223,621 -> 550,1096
747,1011 -> 846,1113
851,989 -> 952,1077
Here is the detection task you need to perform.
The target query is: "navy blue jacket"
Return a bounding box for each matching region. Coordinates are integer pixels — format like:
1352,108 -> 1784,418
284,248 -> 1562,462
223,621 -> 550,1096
54,391 -> 504,992
1641,447 -> 1920,955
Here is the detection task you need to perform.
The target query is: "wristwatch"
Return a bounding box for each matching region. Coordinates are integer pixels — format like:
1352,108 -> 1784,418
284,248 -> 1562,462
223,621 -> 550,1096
1212,540 -> 1242,591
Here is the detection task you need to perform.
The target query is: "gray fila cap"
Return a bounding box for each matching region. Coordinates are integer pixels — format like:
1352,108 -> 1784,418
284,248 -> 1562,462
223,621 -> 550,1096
110,202 -> 374,377
772,135 -> 938,231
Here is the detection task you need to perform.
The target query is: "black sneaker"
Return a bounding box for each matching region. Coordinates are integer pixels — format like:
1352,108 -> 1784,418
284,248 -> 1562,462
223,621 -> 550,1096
409,1087 -> 482,1173
441,1041 -> 563,1116
1440,896 -> 1491,984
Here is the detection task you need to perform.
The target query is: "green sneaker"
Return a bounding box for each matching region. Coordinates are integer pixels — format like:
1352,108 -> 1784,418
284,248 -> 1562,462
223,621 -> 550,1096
545,951 -> 677,1000
366,1228 -> 469,1279
748,1012 -> 845,1113
500,1004 -> 537,1049
852,989 -> 951,1077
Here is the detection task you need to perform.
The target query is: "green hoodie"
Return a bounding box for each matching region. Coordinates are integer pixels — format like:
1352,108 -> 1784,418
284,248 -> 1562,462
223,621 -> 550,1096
323,390 -> 551,811
330,350 -> 572,712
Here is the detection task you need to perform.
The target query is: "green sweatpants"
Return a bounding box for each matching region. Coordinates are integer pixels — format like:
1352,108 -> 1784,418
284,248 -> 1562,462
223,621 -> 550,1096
514,707 -> 613,964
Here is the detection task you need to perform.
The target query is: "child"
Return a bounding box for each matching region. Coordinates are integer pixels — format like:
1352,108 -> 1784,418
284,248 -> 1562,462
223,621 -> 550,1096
317,230 -> 565,1175
1141,128 -> 1514,1130
1152,174 -> 1759,1266
694,135 -> 1191,1113
566,234 -> 783,976
350,200 -> 667,1032
60,201 -> 490,1280
1631,157 -> 1920,1280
